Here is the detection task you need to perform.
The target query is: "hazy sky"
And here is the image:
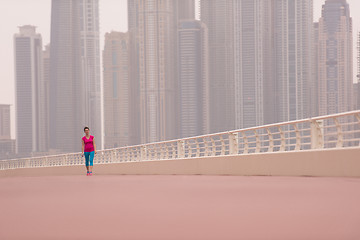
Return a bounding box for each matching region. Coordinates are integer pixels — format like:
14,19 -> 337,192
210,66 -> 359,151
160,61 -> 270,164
0,0 -> 359,138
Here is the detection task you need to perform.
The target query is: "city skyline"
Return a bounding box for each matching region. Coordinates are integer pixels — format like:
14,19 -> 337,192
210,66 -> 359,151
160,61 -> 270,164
0,0 -> 359,141
1,2 -> 360,237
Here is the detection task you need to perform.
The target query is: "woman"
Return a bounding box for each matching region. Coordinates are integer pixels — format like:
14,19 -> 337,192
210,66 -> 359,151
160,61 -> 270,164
81,127 -> 97,176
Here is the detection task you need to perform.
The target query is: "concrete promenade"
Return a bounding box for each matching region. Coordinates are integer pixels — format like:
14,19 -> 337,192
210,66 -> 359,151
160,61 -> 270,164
1,175 -> 360,239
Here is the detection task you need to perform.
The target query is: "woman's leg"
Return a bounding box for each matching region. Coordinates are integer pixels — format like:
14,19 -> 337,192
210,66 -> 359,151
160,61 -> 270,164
89,151 -> 94,173
84,152 -> 90,172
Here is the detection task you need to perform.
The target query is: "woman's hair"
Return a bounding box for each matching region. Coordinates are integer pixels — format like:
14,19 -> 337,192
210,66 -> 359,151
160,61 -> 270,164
84,126 -> 90,132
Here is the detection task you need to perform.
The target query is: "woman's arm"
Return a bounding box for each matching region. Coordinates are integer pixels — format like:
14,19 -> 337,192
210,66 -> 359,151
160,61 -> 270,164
81,139 -> 84,156
93,138 -> 97,154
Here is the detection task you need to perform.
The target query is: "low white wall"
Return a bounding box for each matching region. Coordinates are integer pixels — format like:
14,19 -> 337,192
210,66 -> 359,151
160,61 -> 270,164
1,148 -> 360,178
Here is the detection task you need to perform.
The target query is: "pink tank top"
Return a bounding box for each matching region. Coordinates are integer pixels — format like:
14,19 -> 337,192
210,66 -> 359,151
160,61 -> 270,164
82,135 -> 95,152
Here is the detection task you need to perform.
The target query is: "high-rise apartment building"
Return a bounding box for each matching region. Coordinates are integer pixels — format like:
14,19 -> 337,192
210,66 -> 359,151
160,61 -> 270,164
103,32 -> 132,148
317,0 -> 353,115
79,0 -> 102,149
41,44 -> 50,151
201,0 -> 313,129
200,0 -> 235,133
0,104 -> 11,140
50,0 -> 101,152
128,0 -> 194,143
0,104 -> 15,158
233,0 -> 274,128
357,31 -> 360,109
313,22 -> 320,117
178,20 -> 209,138
273,0 -> 314,122
14,25 -> 48,154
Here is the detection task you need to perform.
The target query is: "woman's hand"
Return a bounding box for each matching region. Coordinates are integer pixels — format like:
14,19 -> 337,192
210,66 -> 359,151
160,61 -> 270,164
95,150 -> 97,154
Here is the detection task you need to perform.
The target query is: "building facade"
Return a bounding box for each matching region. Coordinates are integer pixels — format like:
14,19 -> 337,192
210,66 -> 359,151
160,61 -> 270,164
50,0 -> 101,152
0,104 -> 11,140
178,20 -> 209,138
0,104 -> 16,159
317,0 -> 353,115
14,25 -> 48,154
128,0 -> 195,143
201,0 -> 313,130
233,0 -> 275,128
41,44 -> 50,151
103,32 -> 131,148
357,31 -> 360,109
273,0 -> 314,122
79,0 -> 102,149
313,22 -> 320,117
200,0 -> 235,133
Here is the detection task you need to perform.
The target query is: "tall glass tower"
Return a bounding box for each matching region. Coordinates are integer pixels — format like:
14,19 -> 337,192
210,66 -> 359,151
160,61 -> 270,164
14,26 -> 48,154
50,0 -> 101,152
318,0 -> 353,115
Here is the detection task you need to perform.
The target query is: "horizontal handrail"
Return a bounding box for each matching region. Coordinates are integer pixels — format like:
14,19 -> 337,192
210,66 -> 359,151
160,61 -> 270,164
1,110 -> 360,170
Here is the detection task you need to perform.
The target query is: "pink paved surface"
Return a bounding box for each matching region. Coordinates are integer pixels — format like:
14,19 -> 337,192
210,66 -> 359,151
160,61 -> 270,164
0,175 -> 360,240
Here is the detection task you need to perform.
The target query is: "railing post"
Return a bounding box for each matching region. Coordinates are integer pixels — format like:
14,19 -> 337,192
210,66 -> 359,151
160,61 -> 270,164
112,149 -> 116,163
44,156 -> 48,167
278,126 -> 285,151
25,158 -> 30,168
229,132 -> 238,155
266,128 -> 274,152
334,118 -> 343,148
211,138 -> 216,156
195,139 -> 200,157
293,124 -> 301,151
311,120 -> 324,149
177,140 -> 185,159
140,145 -> 147,161
159,144 -> 164,160
242,132 -> 248,154
356,114 -> 360,147
63,155 -> 67,166
220,135 -> 225,155
254,130 -> 260,153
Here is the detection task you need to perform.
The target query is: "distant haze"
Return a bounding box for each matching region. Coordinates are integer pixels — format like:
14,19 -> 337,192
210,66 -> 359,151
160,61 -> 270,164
0,0 -> 359,138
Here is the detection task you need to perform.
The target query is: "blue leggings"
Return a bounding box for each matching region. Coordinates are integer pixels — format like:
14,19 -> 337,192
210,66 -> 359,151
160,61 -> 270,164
84,151 -> 94,166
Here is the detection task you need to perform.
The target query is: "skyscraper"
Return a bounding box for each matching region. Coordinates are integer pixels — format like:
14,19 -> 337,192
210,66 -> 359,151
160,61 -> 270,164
103,32 -> 131,148
128,0 -> 194,144
233,0 -> 274,128
14,25 -> 48,154
313,22 -> 320,117
201,0 -> 313,131
178,20 -> 209,138
41,44 -> 50,151
273,0 -> 314,122
79,0 -> 102,149
357,31 -> 360,109
200,0 -> 235,133
317,0 -> 353,115
50,0 -> 101,152
0,104 -> 15,158
0,104 -> 11,140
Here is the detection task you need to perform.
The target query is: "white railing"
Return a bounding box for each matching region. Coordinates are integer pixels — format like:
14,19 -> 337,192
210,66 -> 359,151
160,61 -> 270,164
1,110 -> 360,171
